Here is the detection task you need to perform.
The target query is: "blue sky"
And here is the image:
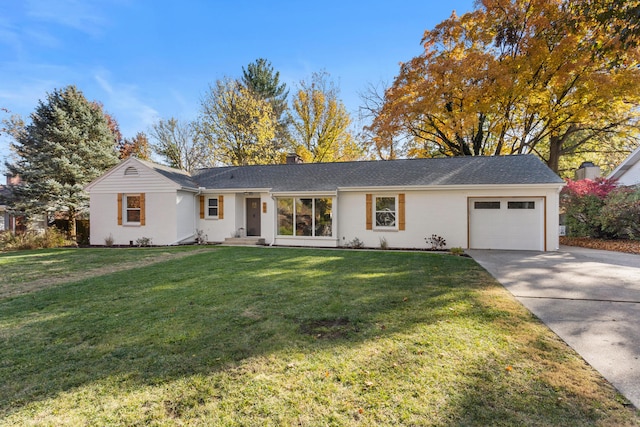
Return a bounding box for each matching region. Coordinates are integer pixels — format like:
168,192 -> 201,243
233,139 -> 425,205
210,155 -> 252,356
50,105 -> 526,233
0,0 -> 475,171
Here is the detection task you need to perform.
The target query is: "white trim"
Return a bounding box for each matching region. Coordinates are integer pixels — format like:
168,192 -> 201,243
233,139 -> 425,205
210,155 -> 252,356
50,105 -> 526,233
123,193 -> 142,225
338,183 -> 564,192
205,196 -> 219,219
609,145 -> 640,181
373,194 -> 398,231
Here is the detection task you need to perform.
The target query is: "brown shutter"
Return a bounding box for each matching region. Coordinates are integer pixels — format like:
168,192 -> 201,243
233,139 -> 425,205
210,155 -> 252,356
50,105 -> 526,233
117,193 -> 123,225
398,193 -> 405,231
366,194 -> 372,230
218,195 -> 224,219
199,195 -> 205,219
140,193 -> 146,226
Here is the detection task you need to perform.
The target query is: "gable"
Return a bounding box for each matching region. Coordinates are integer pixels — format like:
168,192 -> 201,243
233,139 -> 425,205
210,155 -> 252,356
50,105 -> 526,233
609,146 -> 640,186
85,158 -> 185,193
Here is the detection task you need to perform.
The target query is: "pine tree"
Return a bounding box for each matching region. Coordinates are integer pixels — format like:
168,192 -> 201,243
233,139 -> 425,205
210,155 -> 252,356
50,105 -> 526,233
241,58 -> 291,150
5,85 -> 119,239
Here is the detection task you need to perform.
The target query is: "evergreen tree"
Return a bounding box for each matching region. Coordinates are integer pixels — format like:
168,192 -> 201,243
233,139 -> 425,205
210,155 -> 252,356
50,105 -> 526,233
241,58 -> 291,150
5,85 -> 119,239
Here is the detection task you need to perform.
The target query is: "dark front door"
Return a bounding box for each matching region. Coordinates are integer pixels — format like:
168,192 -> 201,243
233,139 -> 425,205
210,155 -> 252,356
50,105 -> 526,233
246,198 -> 261,236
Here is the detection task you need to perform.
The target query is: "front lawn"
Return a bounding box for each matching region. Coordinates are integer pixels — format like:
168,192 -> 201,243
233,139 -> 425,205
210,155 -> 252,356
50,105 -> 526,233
0,247 -> 637,425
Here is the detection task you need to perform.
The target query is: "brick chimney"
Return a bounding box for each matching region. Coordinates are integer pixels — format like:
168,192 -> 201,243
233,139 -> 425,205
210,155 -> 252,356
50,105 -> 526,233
286,153 -> 303,165
6,174 -> 21,186
574,162 -> 601,180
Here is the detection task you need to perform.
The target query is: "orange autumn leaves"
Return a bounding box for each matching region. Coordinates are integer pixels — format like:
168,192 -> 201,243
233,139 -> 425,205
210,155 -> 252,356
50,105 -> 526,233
369,0 -> 640,173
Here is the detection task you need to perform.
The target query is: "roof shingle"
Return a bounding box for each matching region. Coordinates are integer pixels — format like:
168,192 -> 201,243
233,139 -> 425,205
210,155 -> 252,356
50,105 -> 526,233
190,155 -> 563,192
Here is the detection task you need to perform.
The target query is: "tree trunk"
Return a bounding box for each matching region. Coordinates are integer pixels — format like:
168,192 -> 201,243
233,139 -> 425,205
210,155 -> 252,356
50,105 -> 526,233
547,134 -> 562,174
69,213 -> 77,242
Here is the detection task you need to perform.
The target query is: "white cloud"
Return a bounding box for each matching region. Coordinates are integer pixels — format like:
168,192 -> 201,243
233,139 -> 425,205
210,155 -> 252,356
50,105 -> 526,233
93,71 -> 160,137
24,0 -> 111,37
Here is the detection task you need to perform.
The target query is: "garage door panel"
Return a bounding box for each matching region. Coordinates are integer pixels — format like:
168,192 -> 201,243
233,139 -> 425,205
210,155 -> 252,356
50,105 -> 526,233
469,198 -> 544,251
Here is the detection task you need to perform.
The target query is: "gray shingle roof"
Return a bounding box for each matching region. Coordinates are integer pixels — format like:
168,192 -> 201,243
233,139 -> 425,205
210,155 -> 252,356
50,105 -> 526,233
137,159 -> 199,189
190,155 -> 563,192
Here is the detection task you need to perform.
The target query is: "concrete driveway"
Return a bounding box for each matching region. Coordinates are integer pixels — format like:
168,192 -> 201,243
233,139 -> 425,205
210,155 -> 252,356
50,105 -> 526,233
467,246 -> 640,409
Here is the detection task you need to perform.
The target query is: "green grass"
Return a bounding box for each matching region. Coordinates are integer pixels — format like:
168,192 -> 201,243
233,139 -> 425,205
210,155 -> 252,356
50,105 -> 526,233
0,247 -> 637,426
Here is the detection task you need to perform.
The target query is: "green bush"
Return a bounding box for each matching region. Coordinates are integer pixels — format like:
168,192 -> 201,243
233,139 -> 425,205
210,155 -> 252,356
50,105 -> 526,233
600,186 -> 640,240
564,193 -> 609,238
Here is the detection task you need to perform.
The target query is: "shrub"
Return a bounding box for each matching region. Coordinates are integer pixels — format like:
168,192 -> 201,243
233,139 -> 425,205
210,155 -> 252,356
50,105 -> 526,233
426,234 -> 446,250
600,186 -> 640,240
450,247 -> 464,256
345,237 -> 364,249
104,234 -> 114,247
561,177 -> 618,238
135,237 -> 153,247
379,236 -> 389,250
0,228 -> 75,251
195,229 -> 207,245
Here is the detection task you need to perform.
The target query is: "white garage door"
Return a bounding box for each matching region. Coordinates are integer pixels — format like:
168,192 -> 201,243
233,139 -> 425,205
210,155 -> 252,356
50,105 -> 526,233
469,198 -> 544,251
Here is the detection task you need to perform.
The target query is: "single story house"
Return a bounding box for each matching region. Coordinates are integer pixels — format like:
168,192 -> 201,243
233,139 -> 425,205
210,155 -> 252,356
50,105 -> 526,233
608,146 -> 640,186
85,154 -> 565,251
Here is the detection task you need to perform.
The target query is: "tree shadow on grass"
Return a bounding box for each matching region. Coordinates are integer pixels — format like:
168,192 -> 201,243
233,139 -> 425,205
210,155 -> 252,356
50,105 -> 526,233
0,247 -> 634,424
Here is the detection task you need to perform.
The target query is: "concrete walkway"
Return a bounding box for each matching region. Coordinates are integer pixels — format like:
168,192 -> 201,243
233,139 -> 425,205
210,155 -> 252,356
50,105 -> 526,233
468,246 -> 640,409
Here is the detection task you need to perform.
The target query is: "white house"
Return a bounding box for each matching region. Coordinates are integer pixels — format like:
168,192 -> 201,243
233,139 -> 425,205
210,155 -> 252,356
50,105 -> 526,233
608,146 -> 640,186
85,155 -> 565,251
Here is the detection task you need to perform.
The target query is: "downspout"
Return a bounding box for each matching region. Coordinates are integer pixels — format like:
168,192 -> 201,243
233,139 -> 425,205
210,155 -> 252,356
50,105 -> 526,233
270,194 -> 277,246
195,187 -> 204,238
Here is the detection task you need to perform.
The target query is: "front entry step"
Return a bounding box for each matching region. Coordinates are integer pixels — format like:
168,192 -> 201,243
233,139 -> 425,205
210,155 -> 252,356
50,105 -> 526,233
223,237 -> 266,246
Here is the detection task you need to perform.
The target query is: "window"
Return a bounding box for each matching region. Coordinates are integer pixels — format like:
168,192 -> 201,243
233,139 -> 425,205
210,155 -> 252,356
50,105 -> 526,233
278,198 -> 294,235
200,195 -> 223,219
125,194 -> 141,223
475,201 -> 501,209
118,193 -> 145,226
277,197 -> 333,237
508,201 -> 535,209
207,197 -> 219,217
375,196 -> 396,227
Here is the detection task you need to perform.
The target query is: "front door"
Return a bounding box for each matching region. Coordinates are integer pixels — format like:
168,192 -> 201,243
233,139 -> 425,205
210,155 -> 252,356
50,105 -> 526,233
246,198 -> 261,236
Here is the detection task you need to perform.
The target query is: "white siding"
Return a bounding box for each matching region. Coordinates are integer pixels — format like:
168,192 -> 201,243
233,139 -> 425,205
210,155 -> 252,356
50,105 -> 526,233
197,192 -> 275,244
88,163 -> 180,194
88,160 -> 183,246
198,193 -> 239,243
337,187 -> 560,251
618,162 -> 640,186
89,191 -> 178,246
176,190 -> 196,242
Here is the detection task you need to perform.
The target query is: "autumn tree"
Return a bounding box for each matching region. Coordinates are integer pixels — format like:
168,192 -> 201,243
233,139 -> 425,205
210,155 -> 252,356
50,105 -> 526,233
150,117 -> 212,172
198,78 -> 279,166
572,0 -> 640,51
242,58 -> 291,147
358,81 -> 399,160
289,72 -> 362,163
370,0 -> 640,174
118,132 -> 151,160
4,85 -> 119,239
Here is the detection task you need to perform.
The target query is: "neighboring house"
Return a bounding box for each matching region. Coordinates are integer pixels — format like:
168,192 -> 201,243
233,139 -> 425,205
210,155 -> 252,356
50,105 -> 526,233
608,146 -> 640,186
0,175 -> 26,233
85,155 -> 565,251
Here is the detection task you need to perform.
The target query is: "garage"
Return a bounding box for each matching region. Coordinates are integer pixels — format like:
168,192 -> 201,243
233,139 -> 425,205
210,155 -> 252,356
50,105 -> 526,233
469,197 -> 545,251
